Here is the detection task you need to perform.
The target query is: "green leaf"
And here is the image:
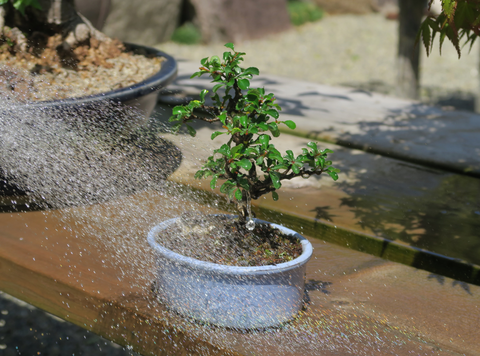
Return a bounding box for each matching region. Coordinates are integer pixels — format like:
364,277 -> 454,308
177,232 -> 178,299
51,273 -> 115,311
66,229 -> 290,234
230,143 -> 244,157
187,100 -> 201,110
256,156 -> 264,165
210,175 -> 218,189
240,115 -> 248,128
212,83 -> 224,93
267,147 -> 283,162
170,122 -> 182,133
307,142 -> 318,152
238,79 -> 250,90
13,0 -> 42,14
235,189 -> 243,201
316,156 -> 325,168
217,144 -> 231,156
286,150 -> 295,161
268,122 -> 280,137
190,71 -> 203,79
327,167 -> 341,173
246,92 -> 259,103
199,89 -> 208,102
220,181 -> 235,196
266,109 -> 279,119
243,67 -> 260,76
200,57 -> 209,65
327,171 -> 339,181
442,0 -> 456,18
421,19 -> 432,55
225,42 -> 235,51
237,158 -> 252,170
211,131 -> 225,140
172,106 -> 187,116
271,164 -> 288,170
227,184 -> 237,199
218,112 -> 227,125
247,125 -> 258,134
259,134 -> 270,147
257,123 -> 268,131
269,172 -> 282,189
283,120 -> 296,129
272,191 -> 279,201
186,125 -> 196,137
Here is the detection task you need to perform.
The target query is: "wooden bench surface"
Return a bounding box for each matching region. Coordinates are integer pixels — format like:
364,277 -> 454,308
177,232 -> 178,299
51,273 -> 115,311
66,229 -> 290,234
1,187 -> 479,355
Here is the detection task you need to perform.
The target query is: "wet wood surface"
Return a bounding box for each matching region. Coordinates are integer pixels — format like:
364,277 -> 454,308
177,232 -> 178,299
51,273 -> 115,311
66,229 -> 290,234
1,189 -> 479,355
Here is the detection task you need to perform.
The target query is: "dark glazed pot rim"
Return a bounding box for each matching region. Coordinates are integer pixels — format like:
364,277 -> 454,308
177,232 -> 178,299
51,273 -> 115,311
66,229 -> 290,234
23,43 -> 177,108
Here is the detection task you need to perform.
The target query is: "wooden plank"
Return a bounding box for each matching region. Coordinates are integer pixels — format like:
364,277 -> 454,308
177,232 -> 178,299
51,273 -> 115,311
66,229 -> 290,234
1,190 -> 479,355
0,191 -> 237,356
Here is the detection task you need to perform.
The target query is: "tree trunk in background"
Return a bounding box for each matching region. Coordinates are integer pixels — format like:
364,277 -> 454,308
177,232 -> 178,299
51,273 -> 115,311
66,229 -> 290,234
74,0 -> 111,30
396,0 -> 427,99
102,0 -> 183,46
187,0 -> 291,44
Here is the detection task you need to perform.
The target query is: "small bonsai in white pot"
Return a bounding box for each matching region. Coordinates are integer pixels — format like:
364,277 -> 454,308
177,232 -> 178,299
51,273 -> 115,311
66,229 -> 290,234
148,43 -> 339,329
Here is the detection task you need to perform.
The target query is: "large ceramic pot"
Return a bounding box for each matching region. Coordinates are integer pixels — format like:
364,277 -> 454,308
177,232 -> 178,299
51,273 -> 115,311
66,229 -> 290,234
26,43 -> 177,122
147,215 -> 312,329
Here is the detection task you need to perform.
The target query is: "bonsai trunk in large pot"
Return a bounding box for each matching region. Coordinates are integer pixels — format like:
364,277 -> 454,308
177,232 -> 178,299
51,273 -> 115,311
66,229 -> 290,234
148,215 -> 312,329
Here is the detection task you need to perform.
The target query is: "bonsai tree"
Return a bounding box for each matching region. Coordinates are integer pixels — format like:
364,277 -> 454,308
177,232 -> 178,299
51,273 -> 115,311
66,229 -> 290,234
0,0 -> 108,51
169,43 -> 339,224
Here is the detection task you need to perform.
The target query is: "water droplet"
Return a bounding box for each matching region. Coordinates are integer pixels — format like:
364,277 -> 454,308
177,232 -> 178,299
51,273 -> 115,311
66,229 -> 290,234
246,219 -> 255,231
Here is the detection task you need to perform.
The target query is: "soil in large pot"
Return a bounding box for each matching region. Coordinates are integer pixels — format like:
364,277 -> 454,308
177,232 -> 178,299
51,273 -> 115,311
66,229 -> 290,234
0,33 -> 163,102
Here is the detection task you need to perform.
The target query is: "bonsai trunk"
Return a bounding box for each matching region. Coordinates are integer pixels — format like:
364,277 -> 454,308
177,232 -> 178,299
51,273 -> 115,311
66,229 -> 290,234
1,0 -> 108,51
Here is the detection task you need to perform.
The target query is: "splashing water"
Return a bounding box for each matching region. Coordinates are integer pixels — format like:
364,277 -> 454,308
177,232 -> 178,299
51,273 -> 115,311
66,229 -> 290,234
246,218 -> 255,231
0,97 -> 181,209
0,94 -> 440,356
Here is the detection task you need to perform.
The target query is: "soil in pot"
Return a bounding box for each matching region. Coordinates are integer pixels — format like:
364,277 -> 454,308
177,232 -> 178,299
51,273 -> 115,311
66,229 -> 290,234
157,212 -> 303,267
0,33 -> 164,102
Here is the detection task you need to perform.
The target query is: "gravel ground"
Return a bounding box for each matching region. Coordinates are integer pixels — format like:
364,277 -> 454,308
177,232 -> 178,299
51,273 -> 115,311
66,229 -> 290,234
159,13 -> 480,111
1,12 -> 479,356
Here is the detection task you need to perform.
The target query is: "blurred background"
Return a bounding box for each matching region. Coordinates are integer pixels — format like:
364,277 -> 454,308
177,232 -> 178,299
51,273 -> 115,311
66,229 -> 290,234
90,0 -> 480,112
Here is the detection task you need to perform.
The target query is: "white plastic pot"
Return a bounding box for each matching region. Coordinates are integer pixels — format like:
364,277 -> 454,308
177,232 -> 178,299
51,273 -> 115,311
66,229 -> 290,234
147,215 -> 312,329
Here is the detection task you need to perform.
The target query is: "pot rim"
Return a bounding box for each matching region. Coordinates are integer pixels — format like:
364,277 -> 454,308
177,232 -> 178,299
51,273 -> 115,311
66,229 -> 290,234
20,43 -> 177,108
147,214 -> 313,276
